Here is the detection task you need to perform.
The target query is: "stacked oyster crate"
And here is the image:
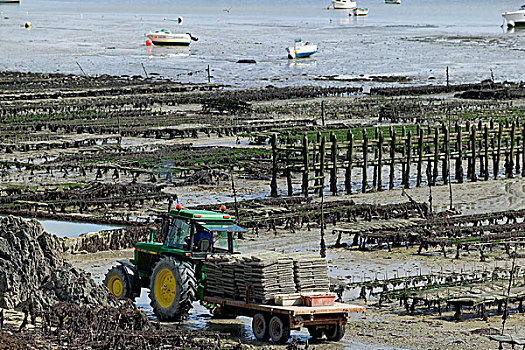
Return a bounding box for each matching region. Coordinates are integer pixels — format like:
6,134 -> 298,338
290,252 -> 330,293
205,251 -> 330,304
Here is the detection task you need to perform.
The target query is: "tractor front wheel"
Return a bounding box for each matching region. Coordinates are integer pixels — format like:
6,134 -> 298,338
149,257 -> 196,321
104,265 -> 132,299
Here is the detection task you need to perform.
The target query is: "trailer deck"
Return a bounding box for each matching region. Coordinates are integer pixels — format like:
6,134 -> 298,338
204,296 -> 366,343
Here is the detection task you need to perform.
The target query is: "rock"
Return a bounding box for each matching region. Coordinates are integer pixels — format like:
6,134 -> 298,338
236,59 -> 256,64
0,216 -> 117,311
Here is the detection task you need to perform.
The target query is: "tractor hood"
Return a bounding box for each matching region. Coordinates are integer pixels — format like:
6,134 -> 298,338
200,223 -> 247,233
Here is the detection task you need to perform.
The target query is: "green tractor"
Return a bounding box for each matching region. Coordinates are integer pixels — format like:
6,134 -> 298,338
104,205 -> 246,321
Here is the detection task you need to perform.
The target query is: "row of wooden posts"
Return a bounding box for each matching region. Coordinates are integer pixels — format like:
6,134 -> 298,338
270,118 -> 525,197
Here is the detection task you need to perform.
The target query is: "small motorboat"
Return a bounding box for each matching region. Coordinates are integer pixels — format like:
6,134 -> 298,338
502,4 -> 525,27
286,39 -> 317,59
354,7 -> 369,16
331,0 -> 357,9
145,29 -> 197,46
385,0 -> 401,4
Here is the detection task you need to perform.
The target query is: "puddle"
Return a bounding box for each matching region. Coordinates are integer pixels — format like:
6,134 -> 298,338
36,218 -> 124,238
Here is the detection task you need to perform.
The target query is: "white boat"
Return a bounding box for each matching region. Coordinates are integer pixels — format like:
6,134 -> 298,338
286,39 -> 317,59
354,7 -> 369,16
385,0 -> 401,4
331,0 -> 357,10
502,4 -> 525,27
145,29 -> 196,46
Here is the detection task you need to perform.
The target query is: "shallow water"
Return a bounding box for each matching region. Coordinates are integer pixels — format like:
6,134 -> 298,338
37,218 -> 123,237
1,0 -> 524,88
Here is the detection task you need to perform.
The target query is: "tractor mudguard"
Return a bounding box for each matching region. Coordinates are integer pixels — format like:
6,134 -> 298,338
117,260 -> 141,298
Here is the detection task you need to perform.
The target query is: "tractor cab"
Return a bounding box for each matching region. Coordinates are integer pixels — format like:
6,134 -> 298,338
163,206 -> 245,256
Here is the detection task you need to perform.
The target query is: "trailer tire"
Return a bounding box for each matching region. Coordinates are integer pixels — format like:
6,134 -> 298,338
268,315 -> 290,344
149,257 -> 196,321
252,313 -> 269,341
325,324 -> 346,341
307,326 -> 323,340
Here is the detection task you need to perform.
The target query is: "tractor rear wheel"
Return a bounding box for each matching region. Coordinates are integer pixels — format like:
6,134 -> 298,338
149,257 -> 196,321
104,265 -> 132,299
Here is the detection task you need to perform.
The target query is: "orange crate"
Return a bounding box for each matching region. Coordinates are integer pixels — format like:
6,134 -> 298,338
301,293 -> 336,307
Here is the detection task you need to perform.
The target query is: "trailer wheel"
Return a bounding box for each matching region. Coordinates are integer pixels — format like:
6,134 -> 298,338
325,324 -> 346,341
268,315 -> 290,344
252,313 -> 269,341
307,326 -> 323,340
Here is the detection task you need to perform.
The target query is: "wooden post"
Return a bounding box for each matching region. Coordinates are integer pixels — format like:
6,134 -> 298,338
478,122 -> 484,179
484,125 -> 489,181
286,135 -> 293,196
522,123 -> 525,177
389,127 -> 396,189
404,130 -> 412,189
314,131 -> 322,194
321,101 -> 325,127
516,118 -> 520,175
319,136 -> 326,197
455,123 -> 463,183
443,126 -> 449,185
401,126 -> 406,186
508,121 -> 516,178
378,130 -> 384,191
345,130 -> 354,194
302,133 -> 309,197
417,128 -> 424,187
330,133 -> 338,195
363,129 -> 368,193
495,123 -> 502,179
433,128 -> 439,185
470,126 -> 477,182
270,134 -> 278,197
373,128 -> 378,189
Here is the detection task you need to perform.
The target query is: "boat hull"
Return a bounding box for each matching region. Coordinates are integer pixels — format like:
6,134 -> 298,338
331,0 -> 357,9
0,0 -> 20,3
287,44 -> 317,59
502,11 -> 525,27
354,8 -> 369,16
146,33 -> 191,46
385,0 -> 401,4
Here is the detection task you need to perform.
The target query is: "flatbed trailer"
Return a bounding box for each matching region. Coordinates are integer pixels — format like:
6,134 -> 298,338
204,296 -> 366,343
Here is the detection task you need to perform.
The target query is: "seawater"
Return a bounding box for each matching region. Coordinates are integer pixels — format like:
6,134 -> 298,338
0,0 -> 523,88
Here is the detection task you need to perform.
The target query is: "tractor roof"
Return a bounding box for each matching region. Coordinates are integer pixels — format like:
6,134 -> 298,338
169,208 -> 234,221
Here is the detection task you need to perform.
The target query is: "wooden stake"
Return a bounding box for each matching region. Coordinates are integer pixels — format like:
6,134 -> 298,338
345,130 -> 354,195
270,134 -> 278,197
363,129 -> 368,193
330,133 -> 338,195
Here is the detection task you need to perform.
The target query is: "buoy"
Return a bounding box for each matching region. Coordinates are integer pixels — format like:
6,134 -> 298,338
145,39 -> 152,46
349,12 -> 353,16
327,5 -> 331,9
178,16 -> 183,24
24,21 -> 31,29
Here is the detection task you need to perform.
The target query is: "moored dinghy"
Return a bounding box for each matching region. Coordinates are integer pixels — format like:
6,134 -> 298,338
145,29 -> 198,46
286,39 -> 317,59
502,4 -> 525,27
354,7 -> 369,16
331,0 -> 357,9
